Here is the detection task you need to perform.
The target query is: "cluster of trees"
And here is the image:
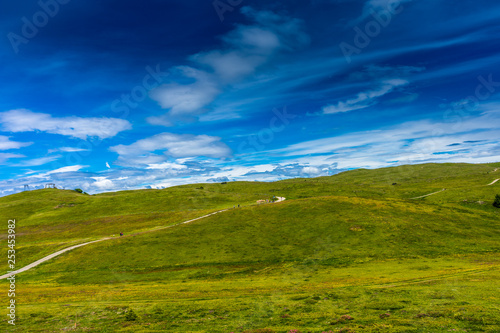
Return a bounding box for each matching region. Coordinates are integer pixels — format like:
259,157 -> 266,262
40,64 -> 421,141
74,188 -> 89,195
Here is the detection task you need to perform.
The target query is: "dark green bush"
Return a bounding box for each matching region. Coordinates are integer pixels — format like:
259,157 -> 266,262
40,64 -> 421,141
493,194 -> 500,208
125,309 -> 138,321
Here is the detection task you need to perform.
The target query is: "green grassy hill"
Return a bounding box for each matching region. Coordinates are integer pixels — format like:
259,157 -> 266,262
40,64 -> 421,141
1,162 -> 499,332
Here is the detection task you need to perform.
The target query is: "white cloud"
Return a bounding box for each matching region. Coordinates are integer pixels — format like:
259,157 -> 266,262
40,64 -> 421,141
0,135 -> 32,150
110,132 -> 232,165
323,79 -> 408,114
149,67 -> 220,116
92,177 -> 114,190
0,109 -> 132,139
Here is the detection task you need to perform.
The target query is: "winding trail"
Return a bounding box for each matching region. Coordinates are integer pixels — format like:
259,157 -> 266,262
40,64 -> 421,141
410,189 -> 446,200
0,239 -> 110,280
487,178 -> 499,186
409,177 -> 499,200
1,198 -> 286,280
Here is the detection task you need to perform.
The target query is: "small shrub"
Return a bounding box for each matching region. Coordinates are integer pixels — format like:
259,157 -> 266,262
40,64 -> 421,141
74,188 -> 83,193
125,309 -> 138,321
493,194 -> 500,208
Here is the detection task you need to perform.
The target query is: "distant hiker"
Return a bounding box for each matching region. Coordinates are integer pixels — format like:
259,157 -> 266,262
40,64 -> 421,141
238,204 -> 240,208
120,232 -> 123,236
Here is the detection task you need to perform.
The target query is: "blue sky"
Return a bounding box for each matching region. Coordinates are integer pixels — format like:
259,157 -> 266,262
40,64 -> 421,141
1,0 -> 500,195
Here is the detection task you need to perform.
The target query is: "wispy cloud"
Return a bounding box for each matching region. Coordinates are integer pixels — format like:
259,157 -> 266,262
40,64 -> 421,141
47,147 -> 90,154
321,65 -> 424,114
25,165 -> 89,180
0,109 -> 132,139
14,155 -> 62,167
323,78 -> 408,114
148,7 -> 309,124
274,101 -> 500,169
0,153 -> 25,165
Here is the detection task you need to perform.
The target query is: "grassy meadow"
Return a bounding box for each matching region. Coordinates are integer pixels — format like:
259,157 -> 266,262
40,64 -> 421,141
0,162 -> 499,332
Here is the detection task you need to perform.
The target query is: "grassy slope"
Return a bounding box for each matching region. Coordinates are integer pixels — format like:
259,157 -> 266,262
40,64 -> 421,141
19,196 -> 499,283
0,162 -> 499,332
0,185 -> 267,268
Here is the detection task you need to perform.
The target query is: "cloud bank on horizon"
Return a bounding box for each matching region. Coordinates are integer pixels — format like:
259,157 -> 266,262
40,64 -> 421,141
0,0 -> 499,196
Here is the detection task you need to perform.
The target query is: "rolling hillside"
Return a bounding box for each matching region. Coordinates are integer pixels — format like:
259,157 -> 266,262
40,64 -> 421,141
1,163 -> 499,332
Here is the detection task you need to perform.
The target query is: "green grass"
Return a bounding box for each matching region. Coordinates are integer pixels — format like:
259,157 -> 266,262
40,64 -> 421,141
0,162 -> 499,332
